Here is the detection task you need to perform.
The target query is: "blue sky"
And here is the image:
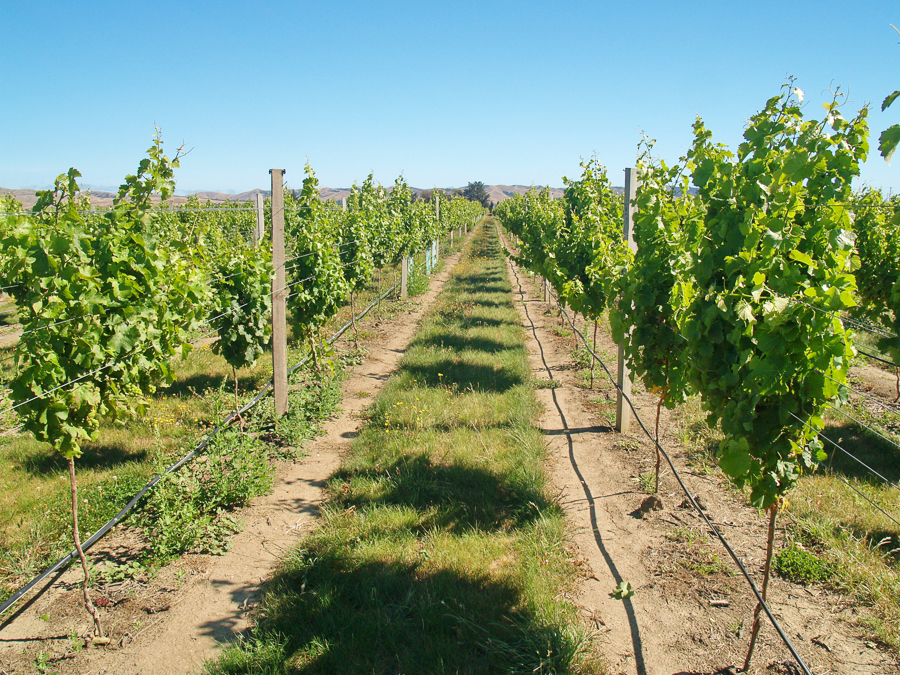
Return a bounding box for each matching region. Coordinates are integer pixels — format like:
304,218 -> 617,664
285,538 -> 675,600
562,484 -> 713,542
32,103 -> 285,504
2,0 -> 897,194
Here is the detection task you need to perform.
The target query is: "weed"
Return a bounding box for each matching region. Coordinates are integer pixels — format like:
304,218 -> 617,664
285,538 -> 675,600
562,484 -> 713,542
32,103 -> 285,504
633,471 -> 655,494
93,559 -> 145,584
616,439 -> 641,453
774,543 -> 833,584
68,629 -> 84,654
34,650 -> 57,675
667,526 -> 699,544
136,432 -> 269,563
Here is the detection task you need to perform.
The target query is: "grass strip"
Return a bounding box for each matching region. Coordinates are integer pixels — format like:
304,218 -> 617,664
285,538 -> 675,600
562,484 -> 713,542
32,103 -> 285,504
206,221 -> 599,675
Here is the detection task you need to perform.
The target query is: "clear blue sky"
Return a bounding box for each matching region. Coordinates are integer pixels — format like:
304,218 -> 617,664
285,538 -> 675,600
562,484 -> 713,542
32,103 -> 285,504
2,0 -> 897,194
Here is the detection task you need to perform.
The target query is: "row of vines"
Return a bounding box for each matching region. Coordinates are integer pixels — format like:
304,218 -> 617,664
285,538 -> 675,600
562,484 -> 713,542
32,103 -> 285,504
0,132 -> 483,636
496,83 -> 899,670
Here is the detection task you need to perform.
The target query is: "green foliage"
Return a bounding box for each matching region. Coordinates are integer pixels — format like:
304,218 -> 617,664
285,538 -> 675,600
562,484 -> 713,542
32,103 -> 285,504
1,133 -> 207,459
338,199 -> 374,294
285,164 -> 350,343
774,543 -> 833,584
496,159 -> 629,323
209,243 -> 273,372
679,84 -> 867,508
558,158 -> 630,319
851,189 -> 900,364
349,174 -> 396,269
138,431 -> 272,561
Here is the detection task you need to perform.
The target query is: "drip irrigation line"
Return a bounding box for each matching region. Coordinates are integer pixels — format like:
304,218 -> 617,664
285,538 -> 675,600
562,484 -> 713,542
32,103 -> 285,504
856,348 -> 899,369
825,403 -> 900,452
0,382 -> 269,621
286,284 -> 398,376
505,251 -> 813,675
0,277 -> 401,620
786,410 -> 900,491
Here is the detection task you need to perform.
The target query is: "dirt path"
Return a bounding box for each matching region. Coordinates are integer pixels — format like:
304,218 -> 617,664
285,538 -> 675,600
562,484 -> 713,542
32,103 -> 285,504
0,244 -> 469,675
504,251 -> 898,675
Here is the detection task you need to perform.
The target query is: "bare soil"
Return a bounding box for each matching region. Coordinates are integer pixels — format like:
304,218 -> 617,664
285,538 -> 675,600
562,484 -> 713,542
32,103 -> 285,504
0,247 -> 468,675
505,254 -> 899,675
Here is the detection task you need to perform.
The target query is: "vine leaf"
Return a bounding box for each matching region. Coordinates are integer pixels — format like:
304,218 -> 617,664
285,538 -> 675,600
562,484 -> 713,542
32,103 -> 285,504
879,124 -> 900,165
612,581 -> 635,599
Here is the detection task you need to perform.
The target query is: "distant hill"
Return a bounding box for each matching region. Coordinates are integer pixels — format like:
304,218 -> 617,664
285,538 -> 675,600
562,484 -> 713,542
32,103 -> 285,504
1,184 -> 585,210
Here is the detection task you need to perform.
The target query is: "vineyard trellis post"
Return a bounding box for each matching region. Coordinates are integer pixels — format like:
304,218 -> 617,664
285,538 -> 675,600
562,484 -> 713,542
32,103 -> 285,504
401,255 -> 409,299
616,167 -> 638,433
254,192 -> 265,244
270,169 -> 289,416
434,195 -> 440,261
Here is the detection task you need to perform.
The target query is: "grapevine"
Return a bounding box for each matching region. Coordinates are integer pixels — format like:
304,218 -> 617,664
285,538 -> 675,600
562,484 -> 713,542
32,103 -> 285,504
1,131 -> 207,636
680,84 -> 867,668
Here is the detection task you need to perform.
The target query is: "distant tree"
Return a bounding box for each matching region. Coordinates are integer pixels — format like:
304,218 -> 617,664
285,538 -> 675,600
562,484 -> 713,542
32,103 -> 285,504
462,181 -> 491,208
417,188 -> 433,203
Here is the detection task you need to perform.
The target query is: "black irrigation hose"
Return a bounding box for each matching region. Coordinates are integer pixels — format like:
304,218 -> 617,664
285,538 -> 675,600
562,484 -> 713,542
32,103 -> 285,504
0,280 -> 399,620
502,248 -> 814,675
0,388 -> 265,621
856,347 -> 899,370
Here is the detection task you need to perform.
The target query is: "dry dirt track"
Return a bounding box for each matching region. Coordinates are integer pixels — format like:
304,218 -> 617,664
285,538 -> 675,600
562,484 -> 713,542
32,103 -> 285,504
504,247 -> 898,675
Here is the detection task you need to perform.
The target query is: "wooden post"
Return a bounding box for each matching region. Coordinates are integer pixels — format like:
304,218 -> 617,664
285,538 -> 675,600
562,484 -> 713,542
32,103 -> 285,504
254,192 -> 265,244
401,255 -> 409,299
616,168 -> 638,433
270,170 -> 288,416
433,197 -> 440,264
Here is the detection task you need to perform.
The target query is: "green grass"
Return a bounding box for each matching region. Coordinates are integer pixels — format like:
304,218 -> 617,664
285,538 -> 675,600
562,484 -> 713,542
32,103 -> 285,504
205,221 -> 600,675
